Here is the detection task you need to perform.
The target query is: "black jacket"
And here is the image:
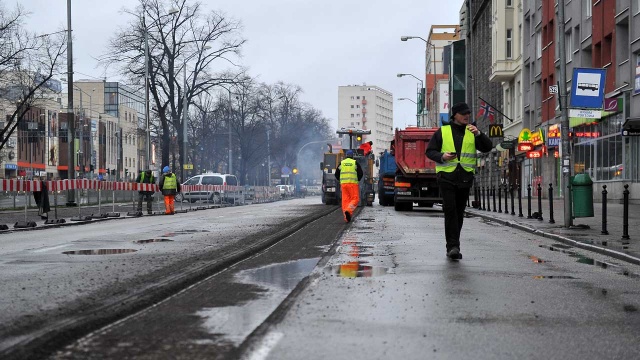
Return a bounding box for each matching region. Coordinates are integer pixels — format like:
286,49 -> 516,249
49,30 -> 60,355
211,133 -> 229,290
334,159 -> 364,183
135,171 -> 156,195
426,123 -> 493,187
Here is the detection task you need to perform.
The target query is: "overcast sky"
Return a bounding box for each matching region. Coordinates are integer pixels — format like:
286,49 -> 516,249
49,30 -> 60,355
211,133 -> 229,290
20,0 -> 461,130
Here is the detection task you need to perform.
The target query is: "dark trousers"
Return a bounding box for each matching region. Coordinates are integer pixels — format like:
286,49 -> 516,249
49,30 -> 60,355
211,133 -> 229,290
137,192 -> 153,213
439,184 -> 470,252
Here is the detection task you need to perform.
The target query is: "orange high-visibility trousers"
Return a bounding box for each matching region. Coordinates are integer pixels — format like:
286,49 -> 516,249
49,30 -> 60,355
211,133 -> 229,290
164,194 -> 175,214
341,183 -> 359,221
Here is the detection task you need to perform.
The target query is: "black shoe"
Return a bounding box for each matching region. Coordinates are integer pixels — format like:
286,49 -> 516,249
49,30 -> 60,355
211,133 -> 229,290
147,211 -> 152,215
345,211 -> 351,222
447,247 -> 462,260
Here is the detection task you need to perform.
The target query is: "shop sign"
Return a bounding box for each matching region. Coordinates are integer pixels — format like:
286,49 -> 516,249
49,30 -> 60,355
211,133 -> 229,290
5,164 -> 17,170
518,143 -> 534,152
547,124 -> 561,147
518,128 -> 532,143
569,109 -> 601,119
530,129 -> 545,146
499,140 -> 515,149
526,150 -> 543,159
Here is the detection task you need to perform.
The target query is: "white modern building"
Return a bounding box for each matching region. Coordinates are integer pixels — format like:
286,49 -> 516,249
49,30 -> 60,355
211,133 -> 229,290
337,85 -> 394,159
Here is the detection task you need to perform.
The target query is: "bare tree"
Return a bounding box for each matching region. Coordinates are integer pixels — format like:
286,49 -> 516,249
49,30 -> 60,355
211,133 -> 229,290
0,1 -> 67,151
100,0 -> 245,172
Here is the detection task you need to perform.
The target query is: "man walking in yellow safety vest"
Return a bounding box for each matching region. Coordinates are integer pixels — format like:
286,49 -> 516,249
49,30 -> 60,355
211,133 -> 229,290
426,102 -> 493,260
335,149 -> 363,223
159,166 -> 181,215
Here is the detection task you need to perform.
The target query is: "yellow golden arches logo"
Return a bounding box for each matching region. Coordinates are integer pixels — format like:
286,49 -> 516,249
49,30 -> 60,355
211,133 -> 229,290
488,124 -> 504,138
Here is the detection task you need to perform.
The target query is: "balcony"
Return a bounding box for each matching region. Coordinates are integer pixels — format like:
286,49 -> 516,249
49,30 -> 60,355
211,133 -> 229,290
362,108 -> 367,114
362,99 -> 367,105
362,116 -> 367,123
490,58 -> 521,82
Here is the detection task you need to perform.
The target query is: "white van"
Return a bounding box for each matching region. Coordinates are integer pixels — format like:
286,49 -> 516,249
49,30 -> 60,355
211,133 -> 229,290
177,173 -> 241,203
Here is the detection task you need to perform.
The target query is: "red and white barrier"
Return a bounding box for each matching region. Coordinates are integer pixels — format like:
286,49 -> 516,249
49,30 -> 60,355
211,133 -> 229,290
1,179 -> 244,193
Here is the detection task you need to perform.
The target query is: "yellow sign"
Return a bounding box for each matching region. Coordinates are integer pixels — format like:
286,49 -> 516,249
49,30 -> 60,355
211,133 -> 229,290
488,124 -> 504,138
518,128 -> 532,143
183,164 -> 193,170
530,129 -> 545,146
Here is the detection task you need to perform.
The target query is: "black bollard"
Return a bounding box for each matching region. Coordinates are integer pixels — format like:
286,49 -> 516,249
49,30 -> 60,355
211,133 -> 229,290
527,184 -> 532,219
498,184 -> 502,213
518,184 -> 523,217
601,185 -> 609,235
504,183 -> 509,214
487,186 -> 491,212
482,186 -> 486,210
622,184 -> 630,240
510,184 -> 515,215
537,183 -> 543,221
548,183 -> 555,224
492,185 -> 497,212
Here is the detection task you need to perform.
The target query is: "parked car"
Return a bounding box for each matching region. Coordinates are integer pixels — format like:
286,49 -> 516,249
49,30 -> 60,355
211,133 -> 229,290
176,173 -> 241,203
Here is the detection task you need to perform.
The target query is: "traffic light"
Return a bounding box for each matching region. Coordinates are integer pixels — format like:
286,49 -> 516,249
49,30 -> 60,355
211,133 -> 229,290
356,135 -> 362,141
292,167 -> 299,175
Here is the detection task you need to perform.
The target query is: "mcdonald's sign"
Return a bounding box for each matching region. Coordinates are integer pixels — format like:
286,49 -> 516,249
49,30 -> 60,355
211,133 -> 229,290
488,124 -> 504,138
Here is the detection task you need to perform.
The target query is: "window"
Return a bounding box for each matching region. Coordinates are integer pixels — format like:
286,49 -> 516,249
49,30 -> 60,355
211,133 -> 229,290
584,0 -> 592,18
351,105 -> 354,108
356,96 -> 360,99
351,114 -> 354,118
506,29 -> 513,59
536,30 -> 542,59
566,31 -> 572,62
350,96 -> 355,100
506,0 -> 513,6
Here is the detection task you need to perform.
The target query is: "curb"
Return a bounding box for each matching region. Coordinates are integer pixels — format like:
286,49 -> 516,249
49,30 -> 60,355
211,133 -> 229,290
467,209 -> 640,266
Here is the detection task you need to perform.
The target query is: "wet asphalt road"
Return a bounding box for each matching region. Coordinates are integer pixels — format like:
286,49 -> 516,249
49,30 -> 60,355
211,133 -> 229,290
0,197 -> 334,360
240,204 -> 640,360
2,199 -> 640,359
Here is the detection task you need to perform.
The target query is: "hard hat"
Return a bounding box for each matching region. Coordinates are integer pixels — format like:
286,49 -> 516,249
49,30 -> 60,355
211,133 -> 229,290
345,150 -> 354,157
162,166 -> 170,173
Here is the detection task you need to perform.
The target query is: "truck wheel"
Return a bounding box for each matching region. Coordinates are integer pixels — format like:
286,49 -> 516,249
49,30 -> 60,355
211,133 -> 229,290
385,195 -> 394,207
394,201 -> 403,211
321,193 -> 326,204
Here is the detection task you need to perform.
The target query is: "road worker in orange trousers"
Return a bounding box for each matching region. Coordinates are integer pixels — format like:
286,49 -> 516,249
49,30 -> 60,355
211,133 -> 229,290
159,166 -> 181,215
334,149 -> 363,223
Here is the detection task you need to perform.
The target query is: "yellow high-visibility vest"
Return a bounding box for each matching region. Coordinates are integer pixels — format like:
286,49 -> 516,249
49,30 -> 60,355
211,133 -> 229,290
339,158 -> 358,184
163,174 -> 177,190
436,125 -> 477,174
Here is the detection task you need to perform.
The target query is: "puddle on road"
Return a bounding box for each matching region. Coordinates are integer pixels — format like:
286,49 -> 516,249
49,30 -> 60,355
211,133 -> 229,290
133,239 -> 173,244
533,275 -> 576,279
163,230 -> 210,237
194,258 -> 319,346
62,249 -> 137,255
324,261 -> 389,278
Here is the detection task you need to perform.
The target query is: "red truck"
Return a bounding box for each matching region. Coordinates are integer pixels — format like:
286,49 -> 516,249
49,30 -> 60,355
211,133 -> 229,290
392,127 -> 441,211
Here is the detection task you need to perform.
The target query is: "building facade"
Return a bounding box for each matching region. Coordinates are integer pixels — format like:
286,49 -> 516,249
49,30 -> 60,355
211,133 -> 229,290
337,85 -> 394,165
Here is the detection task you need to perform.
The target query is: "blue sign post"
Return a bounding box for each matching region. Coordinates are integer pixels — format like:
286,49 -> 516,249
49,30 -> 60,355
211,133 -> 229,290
570,67 -> 607,109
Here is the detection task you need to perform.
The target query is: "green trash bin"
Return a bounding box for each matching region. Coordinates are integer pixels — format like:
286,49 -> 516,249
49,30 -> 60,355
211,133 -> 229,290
571,173 -> 594,217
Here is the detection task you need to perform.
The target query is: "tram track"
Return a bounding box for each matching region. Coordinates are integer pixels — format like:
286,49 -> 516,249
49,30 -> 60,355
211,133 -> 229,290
1,204 -> 341,360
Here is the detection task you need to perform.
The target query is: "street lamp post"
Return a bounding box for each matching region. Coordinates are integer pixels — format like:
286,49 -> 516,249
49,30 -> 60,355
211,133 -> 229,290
397,73 -> 425,126
143,8 -> 178,172
397,97 -> 418,126
66,0 -> 75,206
401,36 -> 437,127
181,47 -> 210,182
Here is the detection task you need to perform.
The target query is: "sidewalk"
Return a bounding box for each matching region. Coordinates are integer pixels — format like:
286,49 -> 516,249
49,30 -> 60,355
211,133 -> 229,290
465,195 -> 640,266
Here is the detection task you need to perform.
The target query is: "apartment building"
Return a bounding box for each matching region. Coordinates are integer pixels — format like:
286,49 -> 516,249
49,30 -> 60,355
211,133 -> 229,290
337,85 -> 394,162
426,25 -> 460,127
75,81 -> 146,181
457,0 -> 639,201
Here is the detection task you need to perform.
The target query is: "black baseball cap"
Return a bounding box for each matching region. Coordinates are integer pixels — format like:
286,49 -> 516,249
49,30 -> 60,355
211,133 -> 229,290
451,102 -> 471,116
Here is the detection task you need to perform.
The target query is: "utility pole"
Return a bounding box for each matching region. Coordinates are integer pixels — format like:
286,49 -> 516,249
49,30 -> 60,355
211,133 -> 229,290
267,128 -> 271,186
557,0 -> 573,228
65,0 -> 76,206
